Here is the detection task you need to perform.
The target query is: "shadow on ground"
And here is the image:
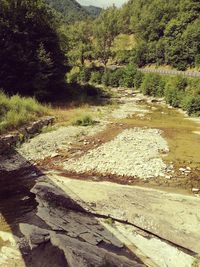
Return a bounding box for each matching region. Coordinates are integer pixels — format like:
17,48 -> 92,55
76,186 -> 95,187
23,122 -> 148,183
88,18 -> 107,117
0,149 -> 145,267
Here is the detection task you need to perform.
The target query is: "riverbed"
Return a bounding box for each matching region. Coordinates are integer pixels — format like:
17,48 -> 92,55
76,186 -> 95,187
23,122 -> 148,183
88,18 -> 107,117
0,90 -> 200,267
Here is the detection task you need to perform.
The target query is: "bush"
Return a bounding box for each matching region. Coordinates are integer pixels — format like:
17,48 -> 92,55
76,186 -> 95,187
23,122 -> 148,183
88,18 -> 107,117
90,71 -> 102,84
0,91 -> 48,134
134,71 -> 144,89
79,67 -> 91,83
109,68 -> 124,87
67,67 -> 80,84
101,70 -> 111,86
0,91 -> 11,118
164,76 -> 188,107
72,114 -> 96,126
175,61 -> 188,71
120,64 -> 137,88
141,73 -> 165,97
181,95 -> 200,116
114,50 -> 131,64
174,76 -> 188,91
164,87 -> 183,107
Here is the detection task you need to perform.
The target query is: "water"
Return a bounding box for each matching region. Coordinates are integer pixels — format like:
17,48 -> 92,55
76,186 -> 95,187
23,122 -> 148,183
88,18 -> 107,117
123,103 -> 200,168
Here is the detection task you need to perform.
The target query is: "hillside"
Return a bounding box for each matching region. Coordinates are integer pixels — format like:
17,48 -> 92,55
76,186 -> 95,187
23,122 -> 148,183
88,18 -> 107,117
83,5 -> 102,18
45,0 -> 89,22
118,0 -> 200,70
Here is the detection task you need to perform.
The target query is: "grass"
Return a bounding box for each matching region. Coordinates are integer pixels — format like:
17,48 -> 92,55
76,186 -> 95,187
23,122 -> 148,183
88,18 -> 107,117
104,217 -> 114,226
72,114 -> 97,126
0,91 -> 49,134
40,125 -> 58,134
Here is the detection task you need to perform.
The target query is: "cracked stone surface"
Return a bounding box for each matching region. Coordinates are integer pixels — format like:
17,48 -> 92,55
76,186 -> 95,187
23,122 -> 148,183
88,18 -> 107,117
48,176 -> 200,254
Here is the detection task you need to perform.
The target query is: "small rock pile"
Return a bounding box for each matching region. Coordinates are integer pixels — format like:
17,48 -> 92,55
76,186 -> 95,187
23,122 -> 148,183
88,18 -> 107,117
19,124 -> 106,161
64,128 -> 168,179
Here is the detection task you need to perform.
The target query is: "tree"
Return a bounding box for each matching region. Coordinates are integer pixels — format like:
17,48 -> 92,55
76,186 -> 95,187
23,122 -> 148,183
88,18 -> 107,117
93,6 -> 120,67
0,0 -> 66,97
67,20 -> 93,66
119,0 -> 200,69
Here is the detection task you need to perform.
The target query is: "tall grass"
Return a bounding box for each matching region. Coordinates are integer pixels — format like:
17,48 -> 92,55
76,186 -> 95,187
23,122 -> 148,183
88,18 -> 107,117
0,91 -> 48,134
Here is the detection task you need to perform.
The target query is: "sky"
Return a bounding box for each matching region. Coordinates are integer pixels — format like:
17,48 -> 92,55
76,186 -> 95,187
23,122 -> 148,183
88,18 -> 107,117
77,0 -> 128,8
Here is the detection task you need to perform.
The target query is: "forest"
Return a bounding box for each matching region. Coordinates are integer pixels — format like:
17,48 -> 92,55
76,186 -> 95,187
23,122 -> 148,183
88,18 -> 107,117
0,0 -> 200,115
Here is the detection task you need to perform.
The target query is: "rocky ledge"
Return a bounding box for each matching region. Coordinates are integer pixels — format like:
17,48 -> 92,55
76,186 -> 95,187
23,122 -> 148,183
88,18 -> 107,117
0,116 -> 54,154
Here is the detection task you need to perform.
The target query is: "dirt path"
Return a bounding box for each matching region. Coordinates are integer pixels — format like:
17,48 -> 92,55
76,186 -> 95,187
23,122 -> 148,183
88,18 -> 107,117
0,90 -> 200,267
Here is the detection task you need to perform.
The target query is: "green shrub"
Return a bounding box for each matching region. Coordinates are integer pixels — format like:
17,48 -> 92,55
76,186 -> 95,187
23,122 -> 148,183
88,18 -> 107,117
121,64 -> 137,88
184,78 -> 200,95
90,71 -> 102,84
79,67 -> 91,83
72,114 -> 96,126
109,68 -> 124,87
101,70 -> 111,86
195,54 -> 200,68
175,76 -> 188,91
176,61 -> 188,71
141,73 -> 165,97
164,76 -> 188,107
181,95 -> 200,116
104,217 -> 114,225
164,87 -> 183,107
134,71 -> 144,89
67,67 -> 80,84
0,91 -> 48,134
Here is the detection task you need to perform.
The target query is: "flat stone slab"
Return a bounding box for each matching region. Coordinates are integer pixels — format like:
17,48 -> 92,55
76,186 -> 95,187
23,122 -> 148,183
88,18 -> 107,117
50,176 -> 200,254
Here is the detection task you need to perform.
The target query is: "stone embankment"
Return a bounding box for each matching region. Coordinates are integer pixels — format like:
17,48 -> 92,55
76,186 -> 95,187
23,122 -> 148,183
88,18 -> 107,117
0,116 -> 54,154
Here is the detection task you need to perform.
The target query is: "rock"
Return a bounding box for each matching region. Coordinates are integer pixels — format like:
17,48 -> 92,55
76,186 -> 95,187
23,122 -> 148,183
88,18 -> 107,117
20,224 -> 50,249
49,177 -> 200,254
79,233 -> 100,245
50,153 -> 59,158
192,188 -> 200,193
18,124 -> 106,161
0,116 -> 55,154
63,128 -> 168,179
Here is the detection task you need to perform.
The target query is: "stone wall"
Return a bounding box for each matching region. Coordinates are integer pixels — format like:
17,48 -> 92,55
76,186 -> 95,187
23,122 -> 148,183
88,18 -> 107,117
0,116 -> 54,154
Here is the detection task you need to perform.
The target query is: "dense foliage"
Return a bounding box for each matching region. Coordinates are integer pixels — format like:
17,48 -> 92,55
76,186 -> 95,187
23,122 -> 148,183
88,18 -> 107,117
93,6 -> 120,66
83,5 -> 102,18
45,0 -> 89,23
0,0 -> 66,98
0,0 -> 199,117
118,0 -> 200,70
67,64 -> 200,116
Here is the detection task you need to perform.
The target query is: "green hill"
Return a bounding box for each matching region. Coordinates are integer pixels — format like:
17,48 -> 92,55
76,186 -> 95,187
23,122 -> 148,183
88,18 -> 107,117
83,5 -> 102,18
118,0 -> 200,70
45,0 -> 89,22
